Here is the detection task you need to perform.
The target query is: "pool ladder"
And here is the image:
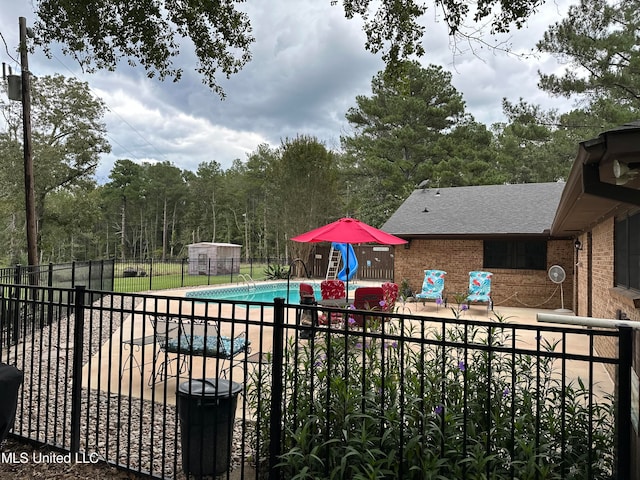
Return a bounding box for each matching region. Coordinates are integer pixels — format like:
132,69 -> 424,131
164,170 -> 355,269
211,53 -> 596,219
238,273 -> 256,292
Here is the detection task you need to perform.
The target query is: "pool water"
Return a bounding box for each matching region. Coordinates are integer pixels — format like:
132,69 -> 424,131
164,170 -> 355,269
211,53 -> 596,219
185,282 -> 322,305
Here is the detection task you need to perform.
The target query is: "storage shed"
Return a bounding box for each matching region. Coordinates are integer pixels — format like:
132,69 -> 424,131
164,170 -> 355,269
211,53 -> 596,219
187,242 -> 241,275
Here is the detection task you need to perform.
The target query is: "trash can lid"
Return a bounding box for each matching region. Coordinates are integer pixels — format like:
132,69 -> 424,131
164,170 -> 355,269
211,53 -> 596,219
178,378 -> 242,397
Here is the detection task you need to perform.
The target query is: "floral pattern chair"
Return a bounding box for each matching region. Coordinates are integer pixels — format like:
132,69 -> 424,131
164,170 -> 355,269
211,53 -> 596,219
381,282 -> 399,313
321,279 -> 346,301
466,271 -> 493,312
416,270 -> 447,309
319,279 -> 346,325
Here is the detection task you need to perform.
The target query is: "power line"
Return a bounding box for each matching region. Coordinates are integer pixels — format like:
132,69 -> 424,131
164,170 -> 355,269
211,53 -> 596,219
2,19 -> 171,167
2,12 -> 170,167
45,50 -> 172,164
0,29 -> 19,65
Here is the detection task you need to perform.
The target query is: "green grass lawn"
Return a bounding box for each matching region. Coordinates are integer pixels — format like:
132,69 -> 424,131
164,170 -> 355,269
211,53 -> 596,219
112,263 -> 269,293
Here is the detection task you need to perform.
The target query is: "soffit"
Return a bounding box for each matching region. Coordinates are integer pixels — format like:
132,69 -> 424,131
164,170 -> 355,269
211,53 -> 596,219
551,122 -> 640,236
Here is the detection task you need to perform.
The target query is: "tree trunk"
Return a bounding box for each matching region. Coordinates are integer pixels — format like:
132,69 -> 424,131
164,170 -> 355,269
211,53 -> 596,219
120,196 -> 126,261
263,203 -> 267,259
170,202 -> 177,258
162,197 -> 168,261
211,193 -> 216,242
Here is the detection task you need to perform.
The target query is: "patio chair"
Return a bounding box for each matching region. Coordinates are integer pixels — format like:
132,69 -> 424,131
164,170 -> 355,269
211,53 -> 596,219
149,314 -> 250,385
466,271 -> 493,312
415,270 -> 447,309
381,282 -> 399,312
299,282 -> 316,301
319,279 -> 346,325
351,286 -> 385,328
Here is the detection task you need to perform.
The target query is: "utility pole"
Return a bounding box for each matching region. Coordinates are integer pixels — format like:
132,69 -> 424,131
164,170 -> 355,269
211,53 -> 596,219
19,16 -> 39,276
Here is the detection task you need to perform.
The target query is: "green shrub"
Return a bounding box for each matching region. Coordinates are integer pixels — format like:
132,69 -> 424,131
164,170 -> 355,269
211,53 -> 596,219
400,277 -> 413,299
264,263 -> 289,280
247,313 -> 614,479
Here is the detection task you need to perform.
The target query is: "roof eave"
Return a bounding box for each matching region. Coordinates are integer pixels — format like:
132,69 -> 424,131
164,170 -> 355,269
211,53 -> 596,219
551,123 -> 640,236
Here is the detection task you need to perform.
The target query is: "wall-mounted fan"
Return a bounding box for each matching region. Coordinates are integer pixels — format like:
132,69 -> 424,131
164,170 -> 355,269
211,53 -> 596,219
548,265 -> 571,313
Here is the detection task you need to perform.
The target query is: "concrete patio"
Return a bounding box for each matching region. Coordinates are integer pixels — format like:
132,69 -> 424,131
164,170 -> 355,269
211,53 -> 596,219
82,285 -> 616,408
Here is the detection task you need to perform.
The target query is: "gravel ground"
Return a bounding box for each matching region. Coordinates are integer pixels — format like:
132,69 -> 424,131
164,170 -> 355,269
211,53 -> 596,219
1,294 -> 255,479
0,437 -> 135,479
0,436 -> 255,479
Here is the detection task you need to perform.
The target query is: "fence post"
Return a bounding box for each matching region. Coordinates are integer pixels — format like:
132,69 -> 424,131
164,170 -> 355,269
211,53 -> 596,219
9,266 -> 21,345
269,297 -> 285,480
88,260 -> 93,290
70,285 -> 86,453
149,259 -> 153,291
13,264 -> 21,285
617,325 -> 632,479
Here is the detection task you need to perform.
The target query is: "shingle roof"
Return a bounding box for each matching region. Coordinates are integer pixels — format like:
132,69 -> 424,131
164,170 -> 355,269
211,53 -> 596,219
382,182 -> 566,236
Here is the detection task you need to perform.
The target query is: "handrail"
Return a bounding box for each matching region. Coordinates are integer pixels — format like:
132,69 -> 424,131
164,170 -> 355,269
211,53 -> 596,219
537,312 -> 640,330
287,258 -> 312,304
238,273 -> 256,291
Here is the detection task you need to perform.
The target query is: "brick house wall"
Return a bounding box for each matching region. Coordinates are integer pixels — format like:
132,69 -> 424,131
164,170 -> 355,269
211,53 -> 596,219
574,231 -> 590,318
394,238 -> 574,309
584,217 -> 640,378
580,215 -> 640,479
589,219 -> 618,319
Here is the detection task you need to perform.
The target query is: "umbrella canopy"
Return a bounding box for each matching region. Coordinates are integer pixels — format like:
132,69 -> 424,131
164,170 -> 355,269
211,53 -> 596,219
290,217 -> 407,245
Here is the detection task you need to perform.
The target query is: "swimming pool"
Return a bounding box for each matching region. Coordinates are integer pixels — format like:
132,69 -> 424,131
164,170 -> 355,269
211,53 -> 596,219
185,282 -> 323,305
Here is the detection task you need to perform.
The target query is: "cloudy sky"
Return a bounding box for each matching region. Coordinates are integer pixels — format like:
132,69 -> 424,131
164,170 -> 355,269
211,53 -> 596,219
0,1 -> 575,183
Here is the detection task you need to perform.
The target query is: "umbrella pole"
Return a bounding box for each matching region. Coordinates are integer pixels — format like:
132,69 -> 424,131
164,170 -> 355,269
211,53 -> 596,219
345,245 -> 350,303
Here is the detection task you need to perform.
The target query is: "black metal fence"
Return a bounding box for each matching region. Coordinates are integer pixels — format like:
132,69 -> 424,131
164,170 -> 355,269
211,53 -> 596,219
0,261 -> 114,347
114,258 -> 271,292
0,283 -> 631,479
0,260 -> 114,292
0,253 -> 395,299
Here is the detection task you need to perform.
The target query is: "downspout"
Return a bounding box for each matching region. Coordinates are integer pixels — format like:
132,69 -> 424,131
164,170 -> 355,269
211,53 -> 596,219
587,231 -> 593,317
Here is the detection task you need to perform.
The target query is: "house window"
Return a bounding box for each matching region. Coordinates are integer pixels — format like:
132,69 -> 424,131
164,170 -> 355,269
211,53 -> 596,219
615,213 -> 640,290
483,240 -> 547,270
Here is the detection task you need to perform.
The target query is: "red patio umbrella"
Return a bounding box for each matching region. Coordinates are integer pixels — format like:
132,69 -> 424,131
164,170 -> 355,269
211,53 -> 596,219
291,217 -> 407,301
291,217 -> 407,245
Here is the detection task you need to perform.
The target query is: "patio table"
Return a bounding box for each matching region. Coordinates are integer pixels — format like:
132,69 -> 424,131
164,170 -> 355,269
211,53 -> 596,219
121,335 -> 156,379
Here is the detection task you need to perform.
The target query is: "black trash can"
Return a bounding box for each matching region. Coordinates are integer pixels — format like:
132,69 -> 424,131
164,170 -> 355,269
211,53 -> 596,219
0,363 -> 23,442
298,295 -> 318,339
176,378 -> 242,477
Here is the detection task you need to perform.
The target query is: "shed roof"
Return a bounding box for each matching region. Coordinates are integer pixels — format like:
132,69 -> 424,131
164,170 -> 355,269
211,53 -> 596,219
188,242 -> 241,248
382,182 -> 566,237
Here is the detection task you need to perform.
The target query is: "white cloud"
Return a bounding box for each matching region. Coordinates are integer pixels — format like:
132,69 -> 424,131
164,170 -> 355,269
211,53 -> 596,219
92,85 -> 268,182
1,0 -> 577,181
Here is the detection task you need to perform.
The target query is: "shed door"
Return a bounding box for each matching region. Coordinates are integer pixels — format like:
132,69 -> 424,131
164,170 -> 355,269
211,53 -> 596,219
198,253 -> 207,271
